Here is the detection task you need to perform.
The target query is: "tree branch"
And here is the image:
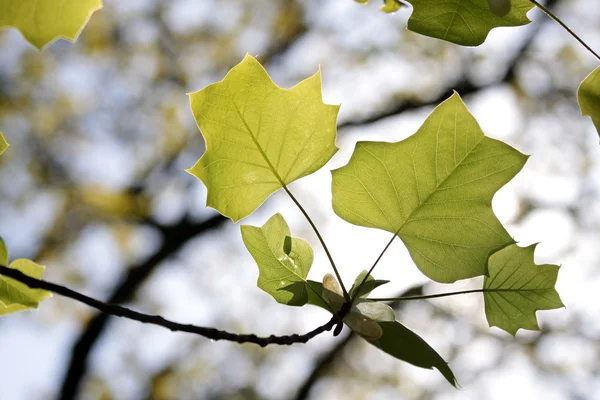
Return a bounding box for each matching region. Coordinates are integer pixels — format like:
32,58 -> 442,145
0,264 -> 343,346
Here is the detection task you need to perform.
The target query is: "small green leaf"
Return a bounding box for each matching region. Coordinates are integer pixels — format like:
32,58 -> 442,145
0,132 -> 8,156
241,213 -> 324,307
483,243 -> 564,335
0,259 -> 52,316
187,54 -> 339,222
283,235 -> 293,255
577,66 -> 600,138
332,92 -> 527,283
349,270 -> 389,299
344,311 -> 383,340
405,0 -> 534,46
0,0 -> 103,49
371,321 -> 457,386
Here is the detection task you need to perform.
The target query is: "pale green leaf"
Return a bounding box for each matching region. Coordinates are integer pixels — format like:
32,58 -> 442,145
484,243 -> 564,336
354,301 -> 395,322
187,55 -> 339,222
0,259 -> 52,315
241,213 -> 326,307
344,311 -> 383,340
0,131 -> 8,156
0,0 -> 103,49
332,92 -> 527,283
371,321 -> 457,386
349,269 -> 389,299
405,0 -> 534,46
577,66 -> 600,138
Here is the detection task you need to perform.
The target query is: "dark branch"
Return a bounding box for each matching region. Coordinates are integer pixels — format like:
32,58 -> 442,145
59,215 -> 226,400
0,264 -> 343,346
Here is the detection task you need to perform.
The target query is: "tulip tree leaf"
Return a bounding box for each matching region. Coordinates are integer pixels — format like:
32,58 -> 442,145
483,243 -> 564,336
372,321 -> 457,386
332,92 -> 527,283
0,247 -> 52,316
405,0 -> 534,46
0,0 -> 103,49
187,54 -> 339,222
241,213 -> 328,307
577,66 -> 600,138
0,132 -> 8,156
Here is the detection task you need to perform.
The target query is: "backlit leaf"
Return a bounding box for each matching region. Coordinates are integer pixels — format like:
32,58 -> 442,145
483,243 -> 564,335
372,321 -> 457,386
0,258 -> 52,316
188,55 -> 339,221
0,0 -> 103,49
241,213 -> 326,307
332,92 -> 527,283
577,66 -> 600,138
405,0 -> 534,46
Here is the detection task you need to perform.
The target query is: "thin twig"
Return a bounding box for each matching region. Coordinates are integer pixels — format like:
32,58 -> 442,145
0,265 -> 341,347
529,0 -> 600,61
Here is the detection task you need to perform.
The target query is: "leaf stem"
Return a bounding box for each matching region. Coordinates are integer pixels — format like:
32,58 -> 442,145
529,0 -> 600,61
350,232 -> 397,305
0,265 -> 341,347
366,288 -> 524,302
281,185 -> 349,300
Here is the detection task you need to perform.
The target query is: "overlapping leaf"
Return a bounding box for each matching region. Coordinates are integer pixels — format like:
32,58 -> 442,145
0,131 -> 8,155
318,271 -> 455,385
0,0 -> 103,49
371,321 -> 457,386
188,55 -> 339,222
577,66 -> 600,138
0,238 -> 51,316
332,93 -> 527,283
241,213 -> 328,307
405,0 -> 534,46
483,243 -> 563,335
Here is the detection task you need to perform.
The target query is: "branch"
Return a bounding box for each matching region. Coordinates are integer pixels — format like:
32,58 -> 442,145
59,215 -> 226,400
292,284 -> 425,400
0,265 -> 343,346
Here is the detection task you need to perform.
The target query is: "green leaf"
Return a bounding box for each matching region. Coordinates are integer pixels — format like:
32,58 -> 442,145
187,54 -> 339,222
577,66 -> 600,138
483,243 -> 564,335
0,131 -> 8,156
371,321 -> 457,386
241,213 -> 325,307
349,270 -> 389,299
405,0 -> 534,46
0,259 -> 52,316
0,0 -> 103,49
332,92 -> 527,283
